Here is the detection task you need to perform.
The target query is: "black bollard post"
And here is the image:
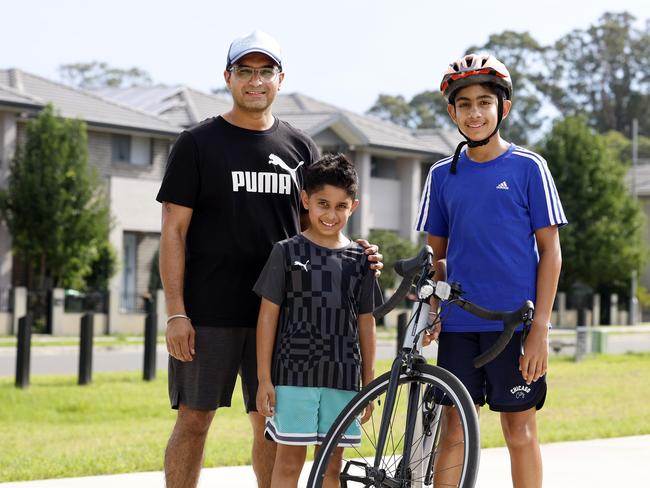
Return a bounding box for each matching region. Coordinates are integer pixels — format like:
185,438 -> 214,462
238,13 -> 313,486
78,313 -> 94,385
577,307 -> 587,327
15,314 -> 33,389
143,298 -> 157,381
575,326 -> 588,362
396,312 -> 407,356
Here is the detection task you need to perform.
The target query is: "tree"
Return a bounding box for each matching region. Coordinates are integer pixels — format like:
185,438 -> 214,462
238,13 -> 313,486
85,240 -> 117,291
0,104 -> 114,290
58,61 -> 152,89
409,90 -> 453,129
546,12 -> 650,135
367,92 -> 455,130
366,229 -> 419,291
602,130 -> 650,166
540,116 -> 647,295
367,94 -> 417,128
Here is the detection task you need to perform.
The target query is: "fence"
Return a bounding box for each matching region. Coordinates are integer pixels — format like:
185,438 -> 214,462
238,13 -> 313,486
64,289 -> 109,314
0,287 -> 13,312
0,287 -> 166,336
120,292 -> 148,313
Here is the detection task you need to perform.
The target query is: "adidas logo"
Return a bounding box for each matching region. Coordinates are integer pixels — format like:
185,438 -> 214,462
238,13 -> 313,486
496,181 -> 509,190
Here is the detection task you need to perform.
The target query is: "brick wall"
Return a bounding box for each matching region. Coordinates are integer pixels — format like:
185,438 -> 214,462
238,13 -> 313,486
87,130 -> 171,181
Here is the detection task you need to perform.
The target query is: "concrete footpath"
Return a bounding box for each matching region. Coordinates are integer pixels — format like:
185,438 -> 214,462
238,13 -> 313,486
1,435 -> 647,487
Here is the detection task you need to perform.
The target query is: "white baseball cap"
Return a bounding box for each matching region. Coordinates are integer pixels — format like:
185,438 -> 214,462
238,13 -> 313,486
226,30 -> 282,70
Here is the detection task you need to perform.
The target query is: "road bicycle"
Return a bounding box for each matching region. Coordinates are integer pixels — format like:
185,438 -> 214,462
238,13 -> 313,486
307,245 -> 534,487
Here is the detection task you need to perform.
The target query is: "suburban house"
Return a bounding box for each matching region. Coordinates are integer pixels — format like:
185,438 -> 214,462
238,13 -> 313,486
0,69 -> 179,334
0,69 -> 458,334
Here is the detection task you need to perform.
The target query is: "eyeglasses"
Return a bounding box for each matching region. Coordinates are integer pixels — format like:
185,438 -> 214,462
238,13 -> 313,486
228,65 -> 281,82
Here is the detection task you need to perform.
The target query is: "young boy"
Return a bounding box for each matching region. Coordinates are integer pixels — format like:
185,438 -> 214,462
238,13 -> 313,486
416,54 -> 567,487
254,154 -> 376,488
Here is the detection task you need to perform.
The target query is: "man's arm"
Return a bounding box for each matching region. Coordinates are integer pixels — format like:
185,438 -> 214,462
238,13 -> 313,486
423,234 -> 448,345
520,225 -> 562,385
256,298 -> 280,417
355,239 -> 384,277
160,201 -> 194,362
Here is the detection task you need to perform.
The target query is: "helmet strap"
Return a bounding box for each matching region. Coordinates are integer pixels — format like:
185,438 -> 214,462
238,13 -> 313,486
450,96 -> 504,175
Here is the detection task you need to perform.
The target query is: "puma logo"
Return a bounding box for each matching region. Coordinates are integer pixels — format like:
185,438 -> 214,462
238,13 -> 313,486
293,260 -> 309,271
268,154 -> 304,190
230,154 -> 304,195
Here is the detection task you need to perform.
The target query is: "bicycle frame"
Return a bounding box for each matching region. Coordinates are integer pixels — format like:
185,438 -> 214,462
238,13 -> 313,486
371,299 -> 433,485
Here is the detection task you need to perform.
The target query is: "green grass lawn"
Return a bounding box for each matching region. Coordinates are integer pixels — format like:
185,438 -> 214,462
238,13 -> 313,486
1,353 -> 649,482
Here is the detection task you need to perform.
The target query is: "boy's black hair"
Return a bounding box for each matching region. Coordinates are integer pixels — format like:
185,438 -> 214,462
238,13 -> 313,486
449,82 -> 506,106
304,153 -> 358,198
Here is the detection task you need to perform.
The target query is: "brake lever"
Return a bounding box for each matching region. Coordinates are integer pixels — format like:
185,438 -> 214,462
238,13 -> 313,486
520,309 -> 534,356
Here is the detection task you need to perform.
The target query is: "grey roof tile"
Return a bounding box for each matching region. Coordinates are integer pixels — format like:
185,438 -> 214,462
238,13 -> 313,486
0,69 -> 180,136
89,86 -> 457,155
92,85 -> 231,127
0,82 -> 43,108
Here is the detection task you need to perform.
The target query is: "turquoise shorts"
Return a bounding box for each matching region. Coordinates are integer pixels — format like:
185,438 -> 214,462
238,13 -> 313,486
265,385 -> 361,447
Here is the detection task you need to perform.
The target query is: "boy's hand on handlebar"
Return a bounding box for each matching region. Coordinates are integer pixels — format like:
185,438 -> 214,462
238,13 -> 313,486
256,380 -> 276,417
519,321 -> 549,385
356,239 -> 384,277
423,321 -> 441,346
166,318 -> 195,362
360,400 -> 375,424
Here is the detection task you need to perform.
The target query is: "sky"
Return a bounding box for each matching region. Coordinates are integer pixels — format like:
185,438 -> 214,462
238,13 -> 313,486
3,0 -> 650,114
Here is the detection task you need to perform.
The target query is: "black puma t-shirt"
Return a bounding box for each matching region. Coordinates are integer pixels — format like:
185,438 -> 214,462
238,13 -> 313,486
156,116 -> 320,327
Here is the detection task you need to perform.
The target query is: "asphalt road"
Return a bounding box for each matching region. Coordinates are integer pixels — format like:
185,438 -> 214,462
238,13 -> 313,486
2,327 -> 648,378
0,341 -> 437,378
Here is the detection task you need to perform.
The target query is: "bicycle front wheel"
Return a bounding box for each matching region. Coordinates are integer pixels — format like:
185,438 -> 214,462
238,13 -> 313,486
307,363 -> 480,488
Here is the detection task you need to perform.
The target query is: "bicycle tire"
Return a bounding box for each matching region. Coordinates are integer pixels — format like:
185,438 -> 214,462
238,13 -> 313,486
307,363 -> 480,488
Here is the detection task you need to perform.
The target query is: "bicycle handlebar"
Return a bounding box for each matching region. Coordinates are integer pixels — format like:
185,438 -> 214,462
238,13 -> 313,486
394,246 -> 433,277
374,246 -> 535,368
373,246 -> 433,320
457,299 -> 534,368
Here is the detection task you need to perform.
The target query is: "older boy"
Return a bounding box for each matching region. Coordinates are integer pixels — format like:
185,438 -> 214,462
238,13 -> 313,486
416,54 -> 566,487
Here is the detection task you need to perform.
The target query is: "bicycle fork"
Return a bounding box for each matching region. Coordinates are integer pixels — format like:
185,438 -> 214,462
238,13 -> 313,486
370,301 -> 432,487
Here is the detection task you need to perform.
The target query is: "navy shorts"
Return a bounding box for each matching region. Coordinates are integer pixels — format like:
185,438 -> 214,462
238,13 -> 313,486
437,331 -> 546,412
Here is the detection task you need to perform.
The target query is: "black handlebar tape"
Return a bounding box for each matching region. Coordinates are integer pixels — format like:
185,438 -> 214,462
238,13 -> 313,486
394,245 -> 434,278
471,300 -> 535,368
373,273 -> 413,320
374,246 -> 433,319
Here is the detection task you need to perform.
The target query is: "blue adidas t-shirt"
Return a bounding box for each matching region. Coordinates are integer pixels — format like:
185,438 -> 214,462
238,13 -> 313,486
415,144 -> 567,332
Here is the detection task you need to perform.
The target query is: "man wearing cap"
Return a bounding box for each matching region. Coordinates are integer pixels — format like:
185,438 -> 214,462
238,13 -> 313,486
157,30 -> 381,488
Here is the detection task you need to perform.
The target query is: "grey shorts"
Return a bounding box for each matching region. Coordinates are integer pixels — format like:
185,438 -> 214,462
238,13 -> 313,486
168,326 -> 258,412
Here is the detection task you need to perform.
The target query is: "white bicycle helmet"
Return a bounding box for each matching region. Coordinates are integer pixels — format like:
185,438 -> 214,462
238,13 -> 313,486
441,54 -> 512,102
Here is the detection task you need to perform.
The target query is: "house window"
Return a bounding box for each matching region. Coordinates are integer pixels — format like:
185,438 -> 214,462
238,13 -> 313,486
112,135 -> 152,166
112,135 -> 131,163
371,156 -> 399,179
121,232 -> 137,311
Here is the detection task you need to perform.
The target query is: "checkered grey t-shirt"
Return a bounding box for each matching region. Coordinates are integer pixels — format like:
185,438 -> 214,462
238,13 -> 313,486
254,234 -> 375,391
